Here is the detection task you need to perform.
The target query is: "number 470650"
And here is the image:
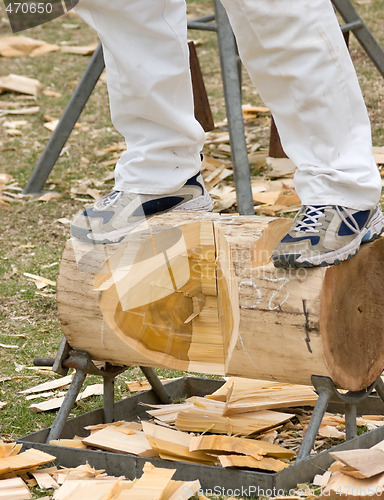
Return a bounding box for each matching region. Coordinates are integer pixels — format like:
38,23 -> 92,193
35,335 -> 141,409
6,2 -> 53,14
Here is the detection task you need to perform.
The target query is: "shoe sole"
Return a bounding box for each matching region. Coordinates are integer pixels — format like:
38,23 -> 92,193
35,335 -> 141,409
77,189 -> 213,244
273,208 -> 384,268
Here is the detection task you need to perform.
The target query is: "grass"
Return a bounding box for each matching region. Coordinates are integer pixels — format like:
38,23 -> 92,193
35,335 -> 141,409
0,0 -> 384,496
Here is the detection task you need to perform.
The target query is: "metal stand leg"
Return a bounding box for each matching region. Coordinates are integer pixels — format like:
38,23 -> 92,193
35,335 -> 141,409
214,0 -> 254,216
23,43 -> 105,195
103,370 -> 116,424
47,368 -> 87,442
296,386 -> 332,462
140,366 -> 173,404
34,340 -> 173,441
296,375 -> 384,463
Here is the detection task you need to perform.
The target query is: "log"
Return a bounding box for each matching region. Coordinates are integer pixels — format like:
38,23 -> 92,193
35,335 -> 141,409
57,212 -> 384,391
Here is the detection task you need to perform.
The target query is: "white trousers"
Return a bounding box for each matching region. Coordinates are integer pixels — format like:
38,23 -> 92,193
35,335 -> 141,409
76,0 -> 381,210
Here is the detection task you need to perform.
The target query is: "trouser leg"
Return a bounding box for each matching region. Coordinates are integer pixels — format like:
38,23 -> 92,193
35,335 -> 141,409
76,0 -> 205,194
221,0 -> 381,210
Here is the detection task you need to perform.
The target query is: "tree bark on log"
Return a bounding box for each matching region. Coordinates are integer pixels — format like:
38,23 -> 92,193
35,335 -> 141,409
57,212 -> 384,391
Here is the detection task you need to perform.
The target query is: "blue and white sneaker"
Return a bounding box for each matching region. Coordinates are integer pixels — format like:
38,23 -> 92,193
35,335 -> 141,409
272,205 -> 384,268
70,172 -> 213,244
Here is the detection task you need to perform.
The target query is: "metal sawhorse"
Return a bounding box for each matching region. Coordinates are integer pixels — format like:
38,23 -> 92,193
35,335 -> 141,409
35,336 -> 384,463
23,0 -> 384,213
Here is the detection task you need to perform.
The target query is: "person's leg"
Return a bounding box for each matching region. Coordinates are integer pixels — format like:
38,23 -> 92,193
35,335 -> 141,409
221,0 -> 383,267
75,0 -> 205,194
72,0 -> 212,244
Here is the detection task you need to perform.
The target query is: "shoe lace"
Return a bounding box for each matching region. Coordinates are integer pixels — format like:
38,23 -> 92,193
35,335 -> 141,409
292,205 -> 324,233
293,205 -> 362,235
335,206 -> 361,234
94,190 -> 122,210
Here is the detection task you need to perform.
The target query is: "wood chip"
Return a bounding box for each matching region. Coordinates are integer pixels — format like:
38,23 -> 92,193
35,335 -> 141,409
265,157 -> 296,179
0,448 -> 55,476
223,378 -> 317,415
0,476 -> 31,499
142,421 -> 217,464
219,454 -> 289,471
36,192 -> 63,202
31,471 -> 59,490
59,43 -> 98,55
53,479 -> 121,500
330,447 -> 384,478
0,35 -> 58,57
0,444 -> 22,459
323,470 -> 384,498
176,405 -> 294,436
0,75 -> 43,96
318,425 -> 345,440
49,439 -> 87,449
28,383 -> 103,412
115,462 -> 175,500
145,402 -> 194,424
21,374 -> 73,395
82,427 -> 157,457
23,272 -> 56,288
84,421 -> 142,433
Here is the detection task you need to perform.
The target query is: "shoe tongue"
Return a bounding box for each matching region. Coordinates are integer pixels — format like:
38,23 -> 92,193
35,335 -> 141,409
95,191 -> 121,210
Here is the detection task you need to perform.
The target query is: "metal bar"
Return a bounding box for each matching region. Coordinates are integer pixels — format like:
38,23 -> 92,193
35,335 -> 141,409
296,389 -> 332,462
187,21 -> 217,32
190,14 -> 215,23
374,377 -> 384,403
139,366 -> 172,404
23,43 -> 105,194
332,0 -> 384,79
52,336 -> 71,376
103,376 -> 115,423
33,358 -> 55,367
46,368 -> 87,442
340,20 -> 363,33
344,403 -> 358,440
214,0 -> 254,215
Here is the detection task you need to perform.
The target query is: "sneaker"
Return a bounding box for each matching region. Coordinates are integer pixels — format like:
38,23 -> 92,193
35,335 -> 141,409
71,172 -> 213,244
272,204 -> 384,268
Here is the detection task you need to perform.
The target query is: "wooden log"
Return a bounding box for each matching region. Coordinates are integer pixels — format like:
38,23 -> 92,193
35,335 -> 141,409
57,212 -> 384,391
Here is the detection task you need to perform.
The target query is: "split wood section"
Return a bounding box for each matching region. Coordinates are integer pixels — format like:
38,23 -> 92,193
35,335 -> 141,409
57,212 -> 384,391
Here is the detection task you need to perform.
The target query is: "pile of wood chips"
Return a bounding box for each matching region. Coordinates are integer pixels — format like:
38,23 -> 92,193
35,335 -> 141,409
0,448 -> 201,500
48,378 -> 321,472
314,440 -> 384,498
2,377 -> 384,499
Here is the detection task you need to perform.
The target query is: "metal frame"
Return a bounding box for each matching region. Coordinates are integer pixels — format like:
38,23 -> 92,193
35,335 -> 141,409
19,374 -> 384,494
35,338 -> 384,457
